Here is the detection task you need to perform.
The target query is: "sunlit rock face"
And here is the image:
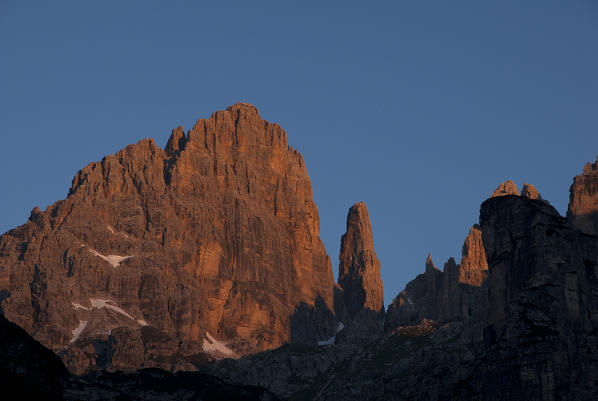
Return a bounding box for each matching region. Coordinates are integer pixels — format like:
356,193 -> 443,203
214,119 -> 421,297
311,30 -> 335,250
0,103 -> 337,373
521,183 -> 542,200
336,201 -> 384,344
490,180 -> 520,197
338,201 -> 384,318
567,156 -> 598,236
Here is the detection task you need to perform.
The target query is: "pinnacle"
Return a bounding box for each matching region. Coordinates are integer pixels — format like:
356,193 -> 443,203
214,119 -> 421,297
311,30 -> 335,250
491,180 -> 520,198
425,253 -> 438,272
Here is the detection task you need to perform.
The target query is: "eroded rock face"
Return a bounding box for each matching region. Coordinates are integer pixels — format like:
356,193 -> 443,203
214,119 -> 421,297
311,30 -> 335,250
479,193 -> 598,400
385,227 -> 488,331
336,202 -> 384,344
459,225 -> 488,286
521,183 -> 542,200
490,180 -> 520,197
338,202 -> 384,318
0,103 -> 336,373
567,157 -> 598,235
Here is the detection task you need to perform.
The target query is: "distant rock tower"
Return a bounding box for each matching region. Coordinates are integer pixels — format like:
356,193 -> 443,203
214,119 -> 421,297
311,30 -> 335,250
338,202 -> 384,319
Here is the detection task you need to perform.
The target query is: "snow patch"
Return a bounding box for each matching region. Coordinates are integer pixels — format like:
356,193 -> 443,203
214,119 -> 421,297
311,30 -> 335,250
106,225 -> 114,234
74,298 -> 149,326
202,332 -> 236,358
318,321 -> 344,346
72,303 -> 90,311
87,248 -> 132,267
70,320 -> 88,343
90,299 -> 137,321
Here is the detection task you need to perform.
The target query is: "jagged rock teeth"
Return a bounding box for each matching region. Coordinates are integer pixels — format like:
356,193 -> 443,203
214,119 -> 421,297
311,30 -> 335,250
490,180 -> 520,197
384,225 -> 488,332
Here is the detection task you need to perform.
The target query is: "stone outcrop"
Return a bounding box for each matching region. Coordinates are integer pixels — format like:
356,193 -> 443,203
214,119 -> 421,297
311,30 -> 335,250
338,202 -> 384,318
567,156 -> 598,235
384,226 -> 488,331
459,225 -> 488,286
425,253 -> 440,273
521,183 -> 542,200
0,103 -> 337,373
490,180 -> 519,197
336,202 -> 384,344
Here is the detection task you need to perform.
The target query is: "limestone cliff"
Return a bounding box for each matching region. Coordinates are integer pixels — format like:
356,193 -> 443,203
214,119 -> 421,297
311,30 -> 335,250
459,225 -> 488,286
338,202 -> 384,318
336,202 -> 384,344
567,156 -> 598,235
478,193 -> 598,400
0,103 -> 337,373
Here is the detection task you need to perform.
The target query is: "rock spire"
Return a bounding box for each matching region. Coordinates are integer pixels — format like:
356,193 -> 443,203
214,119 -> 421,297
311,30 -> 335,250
338,202 -> 384,318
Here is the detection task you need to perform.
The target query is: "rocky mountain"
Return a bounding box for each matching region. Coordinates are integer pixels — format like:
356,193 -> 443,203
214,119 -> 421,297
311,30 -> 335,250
210,173 -> 598,401
0,103 -> 337,373
384,181 -> 549,333
567,156 -> 598,235
338,202 -> 384,319
384,224 -> 488,331
2,102 -> 598,400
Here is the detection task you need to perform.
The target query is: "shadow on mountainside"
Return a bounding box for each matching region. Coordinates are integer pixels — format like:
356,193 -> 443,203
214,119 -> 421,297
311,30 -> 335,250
290,295 -> 338,344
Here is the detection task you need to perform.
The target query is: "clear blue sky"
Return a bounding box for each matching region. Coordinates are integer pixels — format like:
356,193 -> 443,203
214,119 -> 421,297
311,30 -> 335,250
1,1 -> 597,305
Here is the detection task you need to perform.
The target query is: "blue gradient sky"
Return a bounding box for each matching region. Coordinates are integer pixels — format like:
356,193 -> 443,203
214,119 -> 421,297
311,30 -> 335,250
1,1 -> 597,305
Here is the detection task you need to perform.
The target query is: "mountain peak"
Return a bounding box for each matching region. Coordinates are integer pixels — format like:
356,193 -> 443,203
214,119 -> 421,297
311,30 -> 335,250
425,253 -> 439,273
338,201 -> 384,319
521,183 -> 542,200
0,104 -> 335,372
491,180 -> 520,198
225,102 -> 260,114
